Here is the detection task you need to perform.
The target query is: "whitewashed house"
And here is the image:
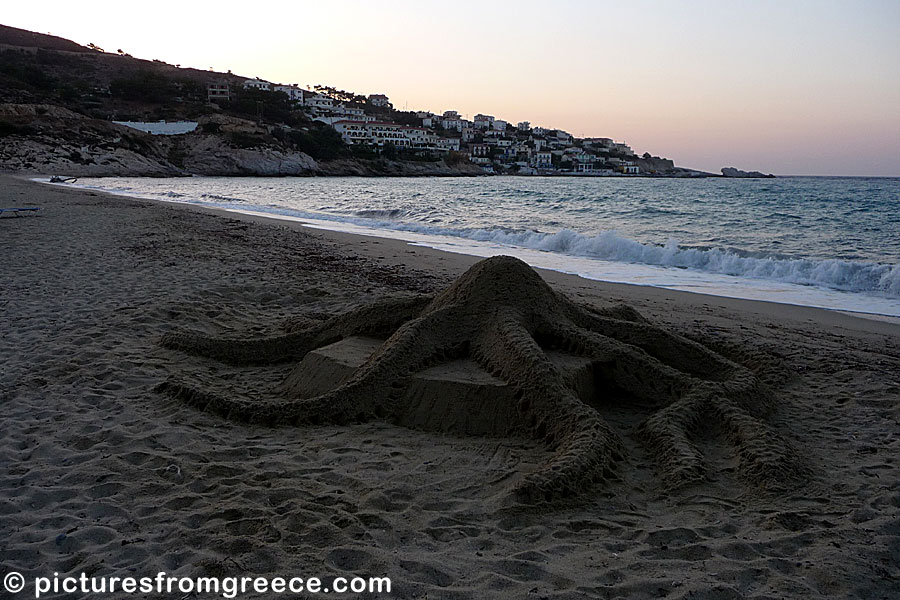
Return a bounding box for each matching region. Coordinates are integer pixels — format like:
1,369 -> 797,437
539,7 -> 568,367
474,114 -> 494,129
441,117 -> 463,132
532,151 -> 553,168
367,94 -> 391,107
437,137 -> 461,152
274,84 -> 305,103
242,78 -> 272,91
333,120 -> 434,149
304,93 -> 335,111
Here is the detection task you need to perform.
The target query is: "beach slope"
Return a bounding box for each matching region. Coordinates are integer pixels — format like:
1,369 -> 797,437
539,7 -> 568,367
2,175 -> 898,599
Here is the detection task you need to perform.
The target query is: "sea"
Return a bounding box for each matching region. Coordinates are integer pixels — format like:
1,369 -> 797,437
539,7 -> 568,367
45,175 -> 900,318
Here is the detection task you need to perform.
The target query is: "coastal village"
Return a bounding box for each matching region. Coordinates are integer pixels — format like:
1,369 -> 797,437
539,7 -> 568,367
120,76 -> 670,177
206,79 -> 655,176
0,23 -> 709,177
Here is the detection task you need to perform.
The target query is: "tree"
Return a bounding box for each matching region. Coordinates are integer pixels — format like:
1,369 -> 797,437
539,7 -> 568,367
380,141 -> 398,160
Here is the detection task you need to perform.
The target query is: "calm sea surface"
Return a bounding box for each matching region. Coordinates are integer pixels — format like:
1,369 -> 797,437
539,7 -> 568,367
55,176 -> 900,316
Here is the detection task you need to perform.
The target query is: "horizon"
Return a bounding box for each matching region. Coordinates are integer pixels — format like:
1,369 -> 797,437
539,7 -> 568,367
3,0 -> 899,177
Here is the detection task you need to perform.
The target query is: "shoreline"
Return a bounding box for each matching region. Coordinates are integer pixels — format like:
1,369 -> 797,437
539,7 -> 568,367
30,173 -> 900,327
3,173 -> 899,598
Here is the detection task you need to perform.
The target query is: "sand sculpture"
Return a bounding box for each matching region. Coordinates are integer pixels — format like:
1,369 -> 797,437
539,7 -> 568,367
158,256 -> 800,502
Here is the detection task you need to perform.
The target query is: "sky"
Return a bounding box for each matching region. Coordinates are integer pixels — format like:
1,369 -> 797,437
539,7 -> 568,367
4,0 -> 899,176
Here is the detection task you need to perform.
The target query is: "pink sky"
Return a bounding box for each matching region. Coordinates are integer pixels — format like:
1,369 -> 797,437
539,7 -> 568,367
5,0 -> 899,175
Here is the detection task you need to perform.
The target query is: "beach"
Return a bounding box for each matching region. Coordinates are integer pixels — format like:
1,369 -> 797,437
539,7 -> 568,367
2,174 -> 899,599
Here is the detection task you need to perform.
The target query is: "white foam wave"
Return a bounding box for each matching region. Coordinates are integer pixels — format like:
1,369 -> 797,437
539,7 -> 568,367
49,178 -> 900,300
449,228 -> 900,297
167,196 -> 900,298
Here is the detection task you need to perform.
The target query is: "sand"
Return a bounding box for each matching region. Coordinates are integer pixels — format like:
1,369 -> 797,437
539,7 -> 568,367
1,174 -> 898,599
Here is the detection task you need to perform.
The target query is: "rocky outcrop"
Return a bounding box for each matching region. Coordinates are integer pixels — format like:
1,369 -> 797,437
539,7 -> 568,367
0,104 -> 484,178
632,155 -> 676,175
0,104 -> 181,176
722,167 -> 775,178
171,134 -> 318,176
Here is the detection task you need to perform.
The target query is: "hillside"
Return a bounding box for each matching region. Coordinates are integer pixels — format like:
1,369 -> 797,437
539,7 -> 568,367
0,24 -> 482,177
0,24 -> 91,52
0,23 -> 685,178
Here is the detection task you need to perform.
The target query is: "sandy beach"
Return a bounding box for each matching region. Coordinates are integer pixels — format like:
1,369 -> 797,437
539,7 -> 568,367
2,174 -> 898,599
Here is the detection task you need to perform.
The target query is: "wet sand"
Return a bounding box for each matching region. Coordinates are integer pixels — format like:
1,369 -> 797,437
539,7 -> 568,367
2,174 -> 898,599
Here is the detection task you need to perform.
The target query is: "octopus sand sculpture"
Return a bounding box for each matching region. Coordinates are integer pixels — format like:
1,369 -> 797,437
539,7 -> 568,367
158,256 -> 801,503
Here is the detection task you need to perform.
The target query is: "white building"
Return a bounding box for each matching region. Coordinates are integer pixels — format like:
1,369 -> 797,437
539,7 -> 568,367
492,119 -> 508,132
437,137 -> 461,152
442,110 -> 460,119
274,84 -> 305,103
304,93 -> 335,111
367,94 -> 391,107
441,117 -> 463,132
517,121 -> 530,131
473,114 -> 494,129
242,78 -> 272,91
582,137 -> 614,149
532,151 -> 553,168
314,114 -> 375,126
333,120 -> 436,149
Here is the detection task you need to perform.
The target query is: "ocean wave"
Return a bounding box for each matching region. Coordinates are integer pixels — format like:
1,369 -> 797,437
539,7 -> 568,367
210,202 -> 900,298
447,228 -> 900,297
56,178 -> 900,300
354,208 -> 406,219
200,193 -> 246,203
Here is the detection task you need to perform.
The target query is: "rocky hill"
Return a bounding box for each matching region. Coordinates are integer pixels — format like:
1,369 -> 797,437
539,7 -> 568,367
0,24 -> 91,53
0,103 -> 482,177
0,23 -> 482,177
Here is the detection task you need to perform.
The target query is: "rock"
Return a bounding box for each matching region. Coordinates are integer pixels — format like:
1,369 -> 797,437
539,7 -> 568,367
721,167 -> 775,178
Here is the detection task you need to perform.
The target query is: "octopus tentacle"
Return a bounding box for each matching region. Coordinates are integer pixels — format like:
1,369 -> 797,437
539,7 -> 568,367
570,306 -> 736,379
155,255 -> 800,502
160,295 -> 432,365
473,315 -> 624,503
709,401 -> 803,488
638,393 -> 710,487
544,321 -> 690,407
